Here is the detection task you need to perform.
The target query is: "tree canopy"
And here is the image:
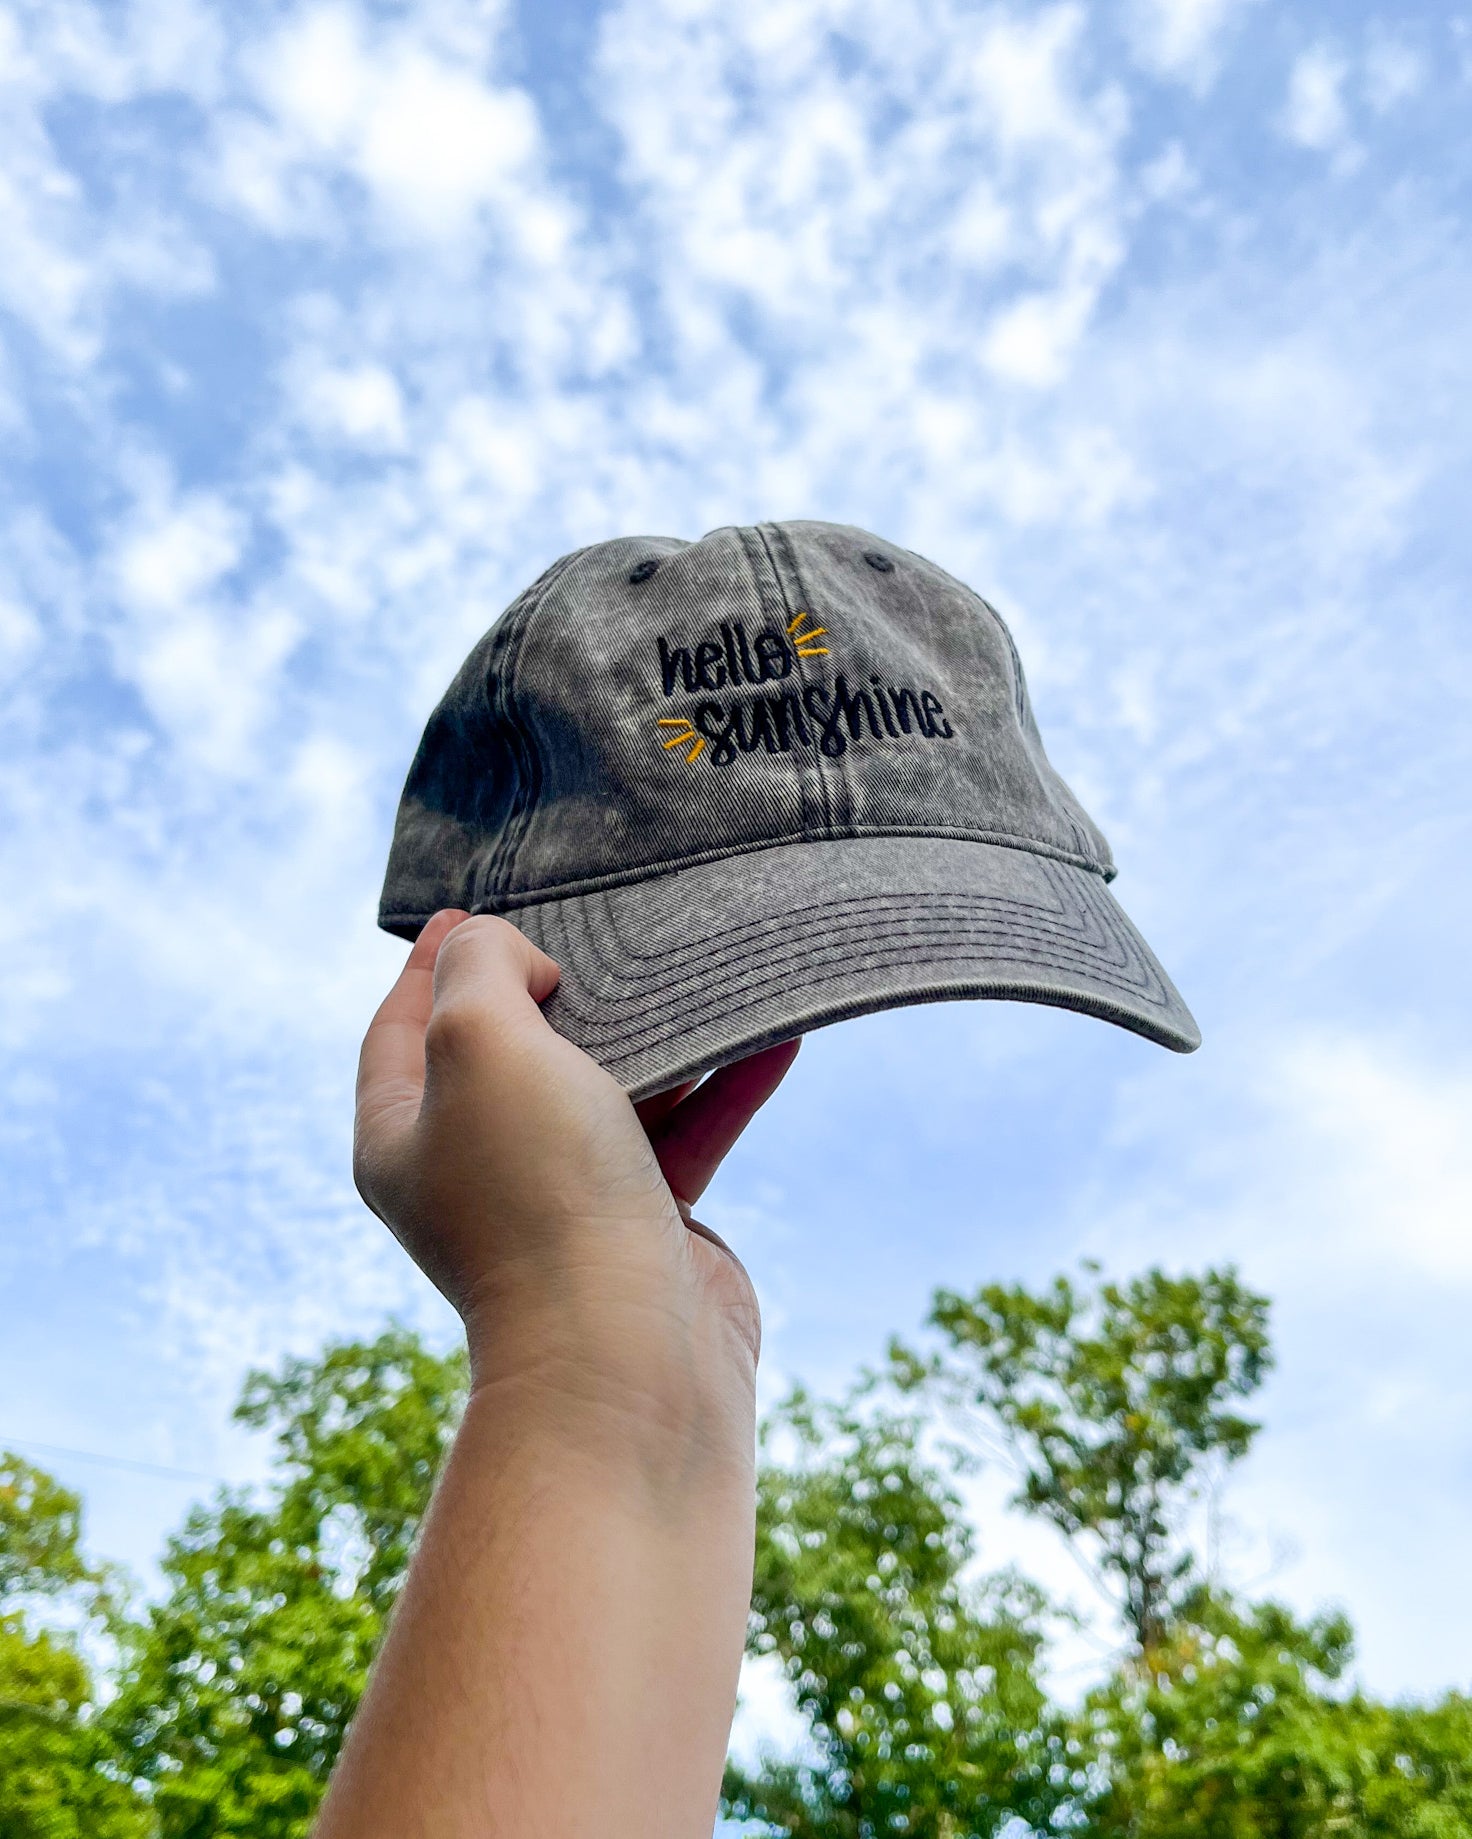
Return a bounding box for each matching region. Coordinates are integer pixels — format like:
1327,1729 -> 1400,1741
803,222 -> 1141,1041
889,1264 -> 1273,1655
0,1453 -> 149,1839
2,1272 -> 1468,1837
722,1379 -> 1074,1837
103,1329 -> 468,1839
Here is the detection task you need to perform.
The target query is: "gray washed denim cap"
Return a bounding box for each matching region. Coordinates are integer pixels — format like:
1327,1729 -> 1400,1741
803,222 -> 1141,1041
379,521 -> 1199,1099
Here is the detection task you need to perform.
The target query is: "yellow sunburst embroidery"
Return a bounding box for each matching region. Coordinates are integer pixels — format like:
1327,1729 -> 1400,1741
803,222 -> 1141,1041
787,610 -> 830,656
656,716 -> 706,763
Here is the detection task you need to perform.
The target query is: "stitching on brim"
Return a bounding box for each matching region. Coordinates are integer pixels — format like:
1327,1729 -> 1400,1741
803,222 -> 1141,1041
554,892 -> 1144,1022
539,908 -> 1173,1061
527,870 -> 1172,1059
531,855 -> 1146,995
583,866 -> 1133,981
621,980 -> 1185,1095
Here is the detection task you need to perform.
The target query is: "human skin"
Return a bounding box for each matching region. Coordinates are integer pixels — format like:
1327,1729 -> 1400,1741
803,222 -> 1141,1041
313,908 -> 799,1839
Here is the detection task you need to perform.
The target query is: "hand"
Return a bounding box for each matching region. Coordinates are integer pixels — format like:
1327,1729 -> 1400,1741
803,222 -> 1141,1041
323,908 -> 798,1839
353,908 -> 799,1476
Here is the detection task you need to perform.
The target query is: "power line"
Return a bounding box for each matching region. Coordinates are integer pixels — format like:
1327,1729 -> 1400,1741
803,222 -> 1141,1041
1,1435 -> 226,1486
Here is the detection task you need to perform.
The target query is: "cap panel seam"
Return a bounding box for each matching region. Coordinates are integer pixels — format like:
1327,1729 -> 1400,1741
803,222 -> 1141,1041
742,524 -> 830,837
380,822 -> 1113,923
479,544 -> 595,902
762,521 -> 846,832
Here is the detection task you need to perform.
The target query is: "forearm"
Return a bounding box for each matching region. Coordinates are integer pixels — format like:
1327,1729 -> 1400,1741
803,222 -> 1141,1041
314,1351 -> 757,1839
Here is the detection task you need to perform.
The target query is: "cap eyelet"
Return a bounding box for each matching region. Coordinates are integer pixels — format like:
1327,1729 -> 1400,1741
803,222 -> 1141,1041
629,557 -> 660,583
864,551 -> 894,573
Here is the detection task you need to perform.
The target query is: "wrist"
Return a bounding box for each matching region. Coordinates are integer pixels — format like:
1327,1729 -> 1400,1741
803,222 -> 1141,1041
319,1309 -> 757,1839
460,1261 -> 759,1507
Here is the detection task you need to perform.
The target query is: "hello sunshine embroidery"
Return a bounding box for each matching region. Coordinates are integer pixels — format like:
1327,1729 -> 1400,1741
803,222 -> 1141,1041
651,609 -> 955,767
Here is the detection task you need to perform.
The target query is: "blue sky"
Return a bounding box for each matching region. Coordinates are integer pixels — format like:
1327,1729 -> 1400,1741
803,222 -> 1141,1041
3,0 -> 1472,1780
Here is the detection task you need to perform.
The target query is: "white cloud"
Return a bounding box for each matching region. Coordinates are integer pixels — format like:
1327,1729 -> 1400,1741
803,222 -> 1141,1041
0,115 -> 97,362
1278,32 -> 1423,159
1280,44 -> 1357,165
597,0 -> 1128,393
300,362 -> 408,451
9,0 -> 226,105
107,479 -> 307,775
221,2 -> 549,245
0,595 -> 41,671
113,488 -> 243,612
1126,0 -> 1255,87
1363,33 -> 1425,113
0,1 -> 219,362
983,275 -> 1101,387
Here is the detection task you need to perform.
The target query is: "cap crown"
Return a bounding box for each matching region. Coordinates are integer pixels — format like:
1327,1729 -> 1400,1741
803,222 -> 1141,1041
380,520 -> 1112,932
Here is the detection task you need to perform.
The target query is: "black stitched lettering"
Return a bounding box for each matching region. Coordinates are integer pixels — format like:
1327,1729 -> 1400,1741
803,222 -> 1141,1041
890,686 -> 921,734
694,640 -> 727,690
659,635 -> 696,697
920,690 -> 953,738
832,674 -> 883,742
656,624 -> 958,765
803,683 -> 847,757
768,690 -> 810,751
755,630 -> 792,680
695,700 -> 740,764
870,675 -> 901,738
739,699 -> 775,753
733,622 -> 760,685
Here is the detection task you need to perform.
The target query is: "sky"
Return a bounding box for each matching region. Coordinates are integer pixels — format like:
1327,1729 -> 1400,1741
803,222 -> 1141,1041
3,0 -> 1472,1793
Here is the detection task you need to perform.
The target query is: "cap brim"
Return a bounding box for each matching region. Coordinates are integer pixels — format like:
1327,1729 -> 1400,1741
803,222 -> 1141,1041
504,835 -> 1200,1101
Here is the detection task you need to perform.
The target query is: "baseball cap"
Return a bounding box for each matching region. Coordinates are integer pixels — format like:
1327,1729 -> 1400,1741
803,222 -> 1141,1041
379,520 -> 1199,1099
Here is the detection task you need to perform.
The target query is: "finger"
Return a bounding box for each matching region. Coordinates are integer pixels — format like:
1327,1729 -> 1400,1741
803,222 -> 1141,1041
355,909 -> 468,1209
357,909 -> 468,1108
649,1037 -> 801,1208
633,1077 -> 700,1133
425,914 -> 562,1058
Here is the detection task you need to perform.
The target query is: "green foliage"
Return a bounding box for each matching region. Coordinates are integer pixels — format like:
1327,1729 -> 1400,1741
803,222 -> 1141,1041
890,1264 -> 1272,1653
104,1328 -> 467,1839
0,1453 -> 150,1839
0,1620 -> 153,1839
232,1329 -> 469,1618
721,1379 -> 1076,1838
1078,1587 -> 1472,1836
0,1458 -> 92,1606
1349,1697 -> 1472,1836
2,1278 -> 1468,1837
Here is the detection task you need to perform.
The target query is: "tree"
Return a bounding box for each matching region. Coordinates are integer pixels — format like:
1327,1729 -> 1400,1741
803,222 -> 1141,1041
722,1378 -> 1077,1838
105,1329 -> 467,1839
888,1263 -> 1472,1833
890,1264 -> 1272,1657
4,1286 -> 1466,1838
1079,1585 -> 1472,1837
0,1458 -> 94,1605
0,1452 -> 150,1839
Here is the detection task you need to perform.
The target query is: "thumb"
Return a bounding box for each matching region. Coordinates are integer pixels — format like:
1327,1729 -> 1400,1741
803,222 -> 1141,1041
354,909 -> 468,1222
